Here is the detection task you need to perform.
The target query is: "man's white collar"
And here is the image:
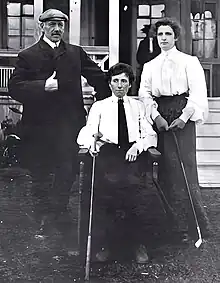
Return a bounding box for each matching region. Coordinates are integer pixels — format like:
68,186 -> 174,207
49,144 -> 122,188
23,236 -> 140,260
43,35 -> 60,49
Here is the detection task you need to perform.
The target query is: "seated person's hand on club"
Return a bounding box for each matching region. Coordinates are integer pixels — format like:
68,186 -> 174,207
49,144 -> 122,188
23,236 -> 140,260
89,132 -> 103,157
89,147 -> 98,157
45,71 -> 58,92
155,115 -> 169,132
168,118 -> 186,131
125,143 -> 139,162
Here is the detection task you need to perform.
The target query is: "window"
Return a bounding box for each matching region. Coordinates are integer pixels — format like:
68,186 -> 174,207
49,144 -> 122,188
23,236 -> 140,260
7,1 -> 35,50
191,1 -> 218,58
137,3 -> 165,51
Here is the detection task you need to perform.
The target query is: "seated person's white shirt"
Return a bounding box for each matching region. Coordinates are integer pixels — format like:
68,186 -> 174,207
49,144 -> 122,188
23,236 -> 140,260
77,95 -> 157,153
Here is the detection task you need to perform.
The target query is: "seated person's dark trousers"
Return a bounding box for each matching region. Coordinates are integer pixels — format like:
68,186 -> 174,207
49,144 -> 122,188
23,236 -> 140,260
92,143 -> 150,253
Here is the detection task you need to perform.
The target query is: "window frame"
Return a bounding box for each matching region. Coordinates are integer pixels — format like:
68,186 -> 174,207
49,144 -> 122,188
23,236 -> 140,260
191,0 -> 219,60
136,2 -> 165,51
7,1 -> 34,50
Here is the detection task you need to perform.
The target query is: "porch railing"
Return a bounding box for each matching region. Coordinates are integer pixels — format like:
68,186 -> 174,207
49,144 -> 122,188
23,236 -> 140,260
83,46 -> 109,72
0,67 -> 14,93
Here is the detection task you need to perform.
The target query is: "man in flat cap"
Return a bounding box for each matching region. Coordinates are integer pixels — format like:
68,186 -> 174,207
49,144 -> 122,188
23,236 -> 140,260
8,8 -> 111,253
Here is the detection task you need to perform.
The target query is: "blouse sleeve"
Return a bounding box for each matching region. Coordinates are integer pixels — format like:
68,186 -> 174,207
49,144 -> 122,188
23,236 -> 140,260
179,56 -> 209,124
138,62 -> 160,123
135,101 -> 157,152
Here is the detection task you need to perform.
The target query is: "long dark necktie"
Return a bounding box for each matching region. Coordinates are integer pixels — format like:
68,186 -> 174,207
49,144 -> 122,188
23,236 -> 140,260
53,43 -> 59,77
118,98 -> 129,148
54,42 -> 60,57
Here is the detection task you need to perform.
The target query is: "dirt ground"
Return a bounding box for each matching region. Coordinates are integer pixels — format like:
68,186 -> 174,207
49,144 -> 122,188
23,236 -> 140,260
0,167 -> 219,283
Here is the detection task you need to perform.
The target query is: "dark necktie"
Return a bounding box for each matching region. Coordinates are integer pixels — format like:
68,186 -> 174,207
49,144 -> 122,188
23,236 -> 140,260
118,98 -> 129,147
54,43 -> 59,56
53,43 -> 59,76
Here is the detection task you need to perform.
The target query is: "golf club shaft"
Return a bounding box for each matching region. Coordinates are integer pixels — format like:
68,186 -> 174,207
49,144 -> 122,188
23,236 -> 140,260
77,161 -> 84,248
85,155 -> 96,280
172,131 -> 202,246
152,161 -> 175,215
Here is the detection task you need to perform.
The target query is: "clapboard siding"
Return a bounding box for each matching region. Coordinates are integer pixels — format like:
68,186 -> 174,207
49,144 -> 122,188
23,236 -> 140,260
196,123 -> 220,136
206,109 -> 220,123
197,150 -> 220,164
208,99 -> 220,109
197,98 -> 220,187
197,137 -> 220,150
198,165 -> 220,187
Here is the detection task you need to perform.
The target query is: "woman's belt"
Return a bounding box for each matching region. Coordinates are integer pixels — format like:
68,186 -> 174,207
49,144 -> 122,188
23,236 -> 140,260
153,91 -> 189,100
154,92 -> 188,124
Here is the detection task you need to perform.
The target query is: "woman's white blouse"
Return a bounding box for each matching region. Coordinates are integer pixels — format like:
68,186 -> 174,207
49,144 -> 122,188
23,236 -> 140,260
138,46 -> 209,124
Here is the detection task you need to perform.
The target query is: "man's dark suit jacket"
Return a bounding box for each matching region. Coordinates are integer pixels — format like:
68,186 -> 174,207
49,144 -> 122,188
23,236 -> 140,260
8,38 -> 111,171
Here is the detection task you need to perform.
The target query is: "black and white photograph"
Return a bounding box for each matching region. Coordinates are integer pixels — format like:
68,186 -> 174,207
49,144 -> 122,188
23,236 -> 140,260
0,0 -> 219,282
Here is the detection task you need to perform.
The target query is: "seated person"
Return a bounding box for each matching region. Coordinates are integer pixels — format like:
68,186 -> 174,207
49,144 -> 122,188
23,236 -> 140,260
77,63 -> 157,263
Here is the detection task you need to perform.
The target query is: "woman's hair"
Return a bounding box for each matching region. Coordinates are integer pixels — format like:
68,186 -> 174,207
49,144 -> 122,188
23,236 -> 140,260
106,63 -> 135,84
150,17 -> 182,39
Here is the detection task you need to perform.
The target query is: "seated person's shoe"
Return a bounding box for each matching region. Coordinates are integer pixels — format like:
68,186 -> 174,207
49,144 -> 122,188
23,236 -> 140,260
135,244 -> 149,264
95,248 -> 110,262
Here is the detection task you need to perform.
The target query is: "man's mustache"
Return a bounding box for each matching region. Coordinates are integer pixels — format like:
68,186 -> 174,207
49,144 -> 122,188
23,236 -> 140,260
52,32 -> 62,36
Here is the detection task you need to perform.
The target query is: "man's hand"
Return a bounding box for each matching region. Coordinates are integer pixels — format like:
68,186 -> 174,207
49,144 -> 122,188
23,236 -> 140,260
155,115 -> 169,132
168,118 -> 186,131
45,71 -> 58,92
125,143 -> 138,162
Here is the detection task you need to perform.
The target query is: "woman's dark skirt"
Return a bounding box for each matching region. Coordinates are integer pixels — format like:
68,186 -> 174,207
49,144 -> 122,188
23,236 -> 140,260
155,95 -> 210,238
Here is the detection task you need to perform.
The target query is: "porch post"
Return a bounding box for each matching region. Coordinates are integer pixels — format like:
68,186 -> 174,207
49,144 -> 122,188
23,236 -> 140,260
69,0 -> 81,45
180,0 -> 192,54
34,0 -> 43,40
0,0 -> 7,48
109,0 -> 119,67
164,0 -> 192,53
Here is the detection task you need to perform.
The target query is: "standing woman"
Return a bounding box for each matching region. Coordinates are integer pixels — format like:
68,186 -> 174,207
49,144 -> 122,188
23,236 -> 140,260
139,17 -> 210,242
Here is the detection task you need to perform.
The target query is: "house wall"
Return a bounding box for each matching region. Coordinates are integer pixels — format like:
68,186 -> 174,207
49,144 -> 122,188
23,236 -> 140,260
0,0 -> 7,49
80,0 -> 95,46
0,0 -> 219,186
197,99 -> 220,187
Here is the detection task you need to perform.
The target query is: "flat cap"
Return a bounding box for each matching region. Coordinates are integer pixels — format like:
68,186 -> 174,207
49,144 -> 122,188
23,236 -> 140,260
39,9 -> 68,22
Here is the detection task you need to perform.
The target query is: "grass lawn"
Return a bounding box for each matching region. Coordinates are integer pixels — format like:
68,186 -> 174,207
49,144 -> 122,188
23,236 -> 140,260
0,167 -> 219,282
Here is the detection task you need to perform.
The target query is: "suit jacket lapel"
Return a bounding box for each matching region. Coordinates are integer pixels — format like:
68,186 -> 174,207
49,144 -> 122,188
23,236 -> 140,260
54,40 -> 66,59
38,37 -> 66,59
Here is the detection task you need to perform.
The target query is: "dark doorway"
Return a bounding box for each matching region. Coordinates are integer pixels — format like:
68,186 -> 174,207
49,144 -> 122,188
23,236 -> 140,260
119,0 -> 132,64
94,0 -> 109,46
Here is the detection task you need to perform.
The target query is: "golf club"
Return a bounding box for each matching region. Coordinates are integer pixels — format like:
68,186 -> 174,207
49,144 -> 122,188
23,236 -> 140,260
77,148 -> 88,249
148,147 -> 175,216
172,131 -> 202,248
84,133 -> 102,281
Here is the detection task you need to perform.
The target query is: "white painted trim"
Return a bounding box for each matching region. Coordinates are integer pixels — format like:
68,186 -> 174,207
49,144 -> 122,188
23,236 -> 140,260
109,0 -> 119,67
34,0 -> 43,41
69,0 -> 81,45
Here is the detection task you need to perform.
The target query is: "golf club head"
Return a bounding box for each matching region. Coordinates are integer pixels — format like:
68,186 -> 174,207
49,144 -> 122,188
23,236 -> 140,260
195,238 -> 202,248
